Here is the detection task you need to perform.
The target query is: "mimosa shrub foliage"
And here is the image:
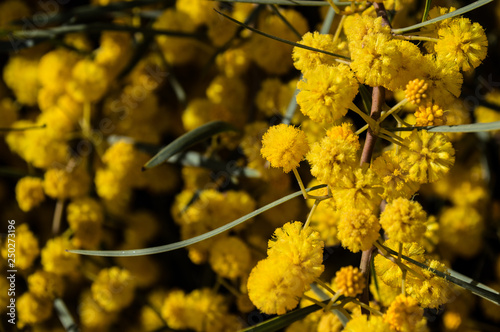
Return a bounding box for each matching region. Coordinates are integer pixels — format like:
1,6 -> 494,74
1,0 -> 500,331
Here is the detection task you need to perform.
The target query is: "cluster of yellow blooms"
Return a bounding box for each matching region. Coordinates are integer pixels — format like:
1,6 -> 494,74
0,0 -> 499,331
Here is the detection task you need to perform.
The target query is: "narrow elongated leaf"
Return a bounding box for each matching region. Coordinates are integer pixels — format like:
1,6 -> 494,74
218,0 -> 353,6
0,124 -> 46,131
310,284 -> 349,326
54,298 -> 79,332
381,245 -> 500,305
214,10 -> 351,61
167,151 -> 260,177
392,0 -> 493,34
386,121 -> 500,133
68,185 -> 327,257
143,121 -> 238,170
421,0 -> 432,22
240,301 -> 326,332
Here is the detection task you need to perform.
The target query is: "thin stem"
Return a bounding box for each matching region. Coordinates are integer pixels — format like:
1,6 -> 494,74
332,14 -> 346,44
52,199 -> 65,235
218,276 -> 241,297
402,269 -> 407,296
302,294 -> 327,308
293,168 -> 308,199
336,307 -> 352,321
350,102 -> 377,128
349,298 -> 384,316
378,134 -> 404,147
379,98 -> 408,122
374,241 -> 426,281
315,278 -> 337,297
355,123 -> 369,136
392,34 -> 440,42
324,290 -> 343,312
392,113 -> 413,127
304,199 -> 319,229
325,0 -> 341,13
379,128 -> 404,141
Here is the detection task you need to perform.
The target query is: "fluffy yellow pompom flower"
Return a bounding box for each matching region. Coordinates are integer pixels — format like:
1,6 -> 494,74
297,64 -> 358,123
2,55 -> 39,106
337,208 -> 380,253
384,294 -> 424,332
405,79 -> 429,106
307,123 -> 360,185
399,130 -> 455,184
28,270 -> 64,300
405,259 -> 453,309
374,239 -> 426,288
38,49 -> 80,93
161,290 -> 189,330
247,257 -> 306,315
332,167 -> 383,211
17,292 -> 52,328
79,290 -> 118,331
371,150 -> 420,201
420,55 -> 463,107
67,197 -> 104,249
260,124 -> 309,173
209,236 -> 251,279
380,198 -> 427,243
267,221 -> 325,284
344,314 -> 393,332
15,176 -> 45,212
293,31 -> 344,71
334,266 -> 365,297
41,237 -> 80,276
415,103 -> 446,127
439,205 -> 484,258
1,224 -> 39,270
66,59 -> 109,102
91,267 -> 136,312
350,33 -> 422,91
43,167 -> 90,200
435,17 -> 488,72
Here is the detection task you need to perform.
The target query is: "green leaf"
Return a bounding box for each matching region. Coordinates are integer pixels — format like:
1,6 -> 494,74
167,151 -> 260,178
0,123 -> 46,132
359,85 -> 372,114
214,10 -> 351,61
142,121 -> 238,170
218,0 -> 353,6
310,284 -> 349,326
53,298 -> 78,332
392,0 -> 493,34
240,301 -> 325,332
381,244 -> 500,305
67,184 -> 327,257
421,0 -> 432,23
386,121 -> 500,133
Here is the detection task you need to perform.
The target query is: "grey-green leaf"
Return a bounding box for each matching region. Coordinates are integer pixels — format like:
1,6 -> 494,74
143,121 -> 238,170
240,301 -> 326,332
67,185 -> 327,257
382,244 -> 500,305
392,0 -> 493,34
387,121 -> 500,133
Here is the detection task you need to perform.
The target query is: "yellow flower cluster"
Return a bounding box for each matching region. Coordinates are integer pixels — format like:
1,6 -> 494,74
261,124 -> 309,173
247,222 -> 324,314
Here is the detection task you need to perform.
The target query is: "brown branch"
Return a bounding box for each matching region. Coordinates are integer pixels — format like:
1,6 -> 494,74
358,1 -> 391,315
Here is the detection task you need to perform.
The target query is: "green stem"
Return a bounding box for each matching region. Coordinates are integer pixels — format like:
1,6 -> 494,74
379,98 -> 408,122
